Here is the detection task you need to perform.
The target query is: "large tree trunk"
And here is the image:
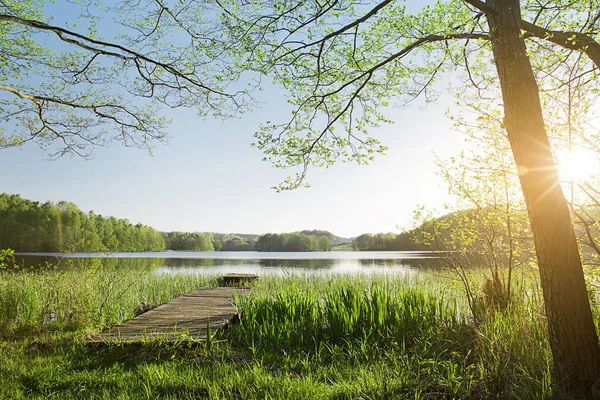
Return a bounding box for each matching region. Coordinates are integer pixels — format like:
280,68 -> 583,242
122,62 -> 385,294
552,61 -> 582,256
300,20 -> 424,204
486,0 -> 600,395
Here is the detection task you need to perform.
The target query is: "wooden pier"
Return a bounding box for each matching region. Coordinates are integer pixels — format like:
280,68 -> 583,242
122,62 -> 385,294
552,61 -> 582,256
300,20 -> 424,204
88,287 -> 251,343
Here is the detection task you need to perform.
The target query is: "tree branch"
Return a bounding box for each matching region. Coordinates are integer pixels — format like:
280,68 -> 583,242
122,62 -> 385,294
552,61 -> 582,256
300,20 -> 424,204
521,20 -> 600,68
461,0 -> 600,70
0,13 -> 232,97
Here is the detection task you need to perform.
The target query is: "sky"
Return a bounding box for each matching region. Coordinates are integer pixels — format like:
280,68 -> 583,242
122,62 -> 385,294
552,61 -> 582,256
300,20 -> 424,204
0,1 -> 465,238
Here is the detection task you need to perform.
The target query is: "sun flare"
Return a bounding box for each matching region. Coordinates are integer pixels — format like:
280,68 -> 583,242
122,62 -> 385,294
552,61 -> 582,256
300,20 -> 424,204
556,147 -> 599,182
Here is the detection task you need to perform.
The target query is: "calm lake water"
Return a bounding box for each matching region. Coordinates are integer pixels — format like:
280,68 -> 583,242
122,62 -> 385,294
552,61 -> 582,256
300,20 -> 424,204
15,251 -> 442,276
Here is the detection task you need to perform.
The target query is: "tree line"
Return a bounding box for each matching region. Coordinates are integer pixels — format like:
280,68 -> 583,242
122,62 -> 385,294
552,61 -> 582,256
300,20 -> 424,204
165,231 -> 336,252
161,232 -> 214,251
214,234 -> 256,251
353,232 -> 427,252
0,193 -> 165,252
161,232 -> 256,251
0,193 -> 341,253
255,233 -> 333,252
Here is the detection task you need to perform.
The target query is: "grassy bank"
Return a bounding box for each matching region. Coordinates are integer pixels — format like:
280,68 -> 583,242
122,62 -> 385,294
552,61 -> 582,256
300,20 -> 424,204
0,263 -> 565,399
0,258 -> 215,333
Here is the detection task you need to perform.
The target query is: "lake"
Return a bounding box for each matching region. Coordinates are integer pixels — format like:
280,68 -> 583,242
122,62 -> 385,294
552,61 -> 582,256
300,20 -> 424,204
14,251 -> 442,276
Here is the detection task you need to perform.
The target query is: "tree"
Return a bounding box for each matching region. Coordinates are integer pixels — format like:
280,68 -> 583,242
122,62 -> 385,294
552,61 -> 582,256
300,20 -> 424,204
207,0 -> 600,396
316,235 -> 333,251
162,231 -> 215,251
299,230 -> 337,240
177,0 -> 598,393
353,231 -> 425,251
0,0 -> 252,157
0,193 -> 164,251
255,232 -> 321,252
6,0 -> 600,393
484,1 -> 600,393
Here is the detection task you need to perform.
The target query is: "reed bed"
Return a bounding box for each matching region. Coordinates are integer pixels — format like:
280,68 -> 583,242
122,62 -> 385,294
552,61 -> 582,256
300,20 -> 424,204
0,258 -> 216,333
0,266 -> 570,398
228,274 -> 553,398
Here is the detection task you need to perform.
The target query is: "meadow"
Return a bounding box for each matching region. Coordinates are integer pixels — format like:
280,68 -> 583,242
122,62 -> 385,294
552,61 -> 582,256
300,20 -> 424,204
0,258 -> 574,399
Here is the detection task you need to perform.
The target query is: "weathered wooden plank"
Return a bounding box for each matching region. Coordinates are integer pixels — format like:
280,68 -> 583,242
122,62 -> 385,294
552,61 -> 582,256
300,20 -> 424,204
88,287 -> 250,343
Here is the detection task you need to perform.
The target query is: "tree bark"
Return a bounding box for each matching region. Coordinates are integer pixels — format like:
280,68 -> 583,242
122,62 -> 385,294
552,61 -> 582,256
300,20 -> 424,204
486,0 -> 600,396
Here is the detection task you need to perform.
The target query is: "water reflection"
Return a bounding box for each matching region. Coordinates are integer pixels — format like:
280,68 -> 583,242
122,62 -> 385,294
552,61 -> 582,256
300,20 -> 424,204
357,258 -> 444,268
14,251 -> 440,276
257,259 -> 335,269
13,255 -> 165,271
156,256 -> 431,276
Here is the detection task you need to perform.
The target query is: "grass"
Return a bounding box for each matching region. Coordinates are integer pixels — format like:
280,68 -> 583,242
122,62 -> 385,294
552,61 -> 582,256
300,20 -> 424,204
0,260 -> 573,399
0,258 -> 215,333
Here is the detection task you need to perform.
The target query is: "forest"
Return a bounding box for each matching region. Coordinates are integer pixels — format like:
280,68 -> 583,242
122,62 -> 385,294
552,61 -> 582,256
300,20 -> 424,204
352,232 -> 426,251
161,232 -> 257,251
0,193 -> 165,252
1,192 -> 487,254
255,232 -> 333,252
0,193 -> 345,253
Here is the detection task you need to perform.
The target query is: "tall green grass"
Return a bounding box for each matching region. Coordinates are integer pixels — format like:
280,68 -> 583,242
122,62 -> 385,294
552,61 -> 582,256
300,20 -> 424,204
0,258 -> 216,333
232,276 -> 461,349
225,274 -> 555,398
0,265 -> 575,398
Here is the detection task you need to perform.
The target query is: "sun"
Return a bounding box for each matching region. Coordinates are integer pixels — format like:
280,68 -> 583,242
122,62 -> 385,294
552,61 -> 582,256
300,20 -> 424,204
556,147 -> 599,182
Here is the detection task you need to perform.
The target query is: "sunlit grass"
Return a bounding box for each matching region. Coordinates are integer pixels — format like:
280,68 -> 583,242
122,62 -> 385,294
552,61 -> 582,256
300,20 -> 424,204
0,266 -> 577,398
0,259 -> 216,334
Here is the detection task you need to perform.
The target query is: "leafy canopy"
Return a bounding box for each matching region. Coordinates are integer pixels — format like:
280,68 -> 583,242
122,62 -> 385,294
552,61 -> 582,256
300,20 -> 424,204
0,0 -> 253,157
3,0 -> 600,190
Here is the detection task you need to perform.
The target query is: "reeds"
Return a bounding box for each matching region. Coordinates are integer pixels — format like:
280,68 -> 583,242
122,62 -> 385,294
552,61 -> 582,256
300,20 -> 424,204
0,268 -> 573,398
231,276 -> 461,350
0,258 -> 215,333
226,274 -> 555,398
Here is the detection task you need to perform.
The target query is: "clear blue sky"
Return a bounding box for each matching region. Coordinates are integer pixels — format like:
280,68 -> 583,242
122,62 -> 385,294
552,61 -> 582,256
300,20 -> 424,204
0,1 -> 463,238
